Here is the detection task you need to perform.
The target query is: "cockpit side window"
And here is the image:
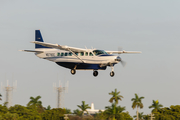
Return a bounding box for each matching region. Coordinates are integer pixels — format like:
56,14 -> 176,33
93,50 -> 108,56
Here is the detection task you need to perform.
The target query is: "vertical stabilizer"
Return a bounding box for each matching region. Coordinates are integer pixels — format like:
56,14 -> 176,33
35,30 -> 50,49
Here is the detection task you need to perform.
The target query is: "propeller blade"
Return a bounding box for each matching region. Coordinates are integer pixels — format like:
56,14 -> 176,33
120,60 -> 126,67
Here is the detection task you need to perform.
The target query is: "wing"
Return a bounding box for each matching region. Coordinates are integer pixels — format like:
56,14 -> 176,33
31,41 -> 87,52
106,50 -> 141,54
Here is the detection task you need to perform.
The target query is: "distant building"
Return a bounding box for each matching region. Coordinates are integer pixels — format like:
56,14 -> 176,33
86,103 -> 104,114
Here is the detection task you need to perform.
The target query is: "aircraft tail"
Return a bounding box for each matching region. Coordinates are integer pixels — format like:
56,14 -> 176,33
35,30 -> 51,49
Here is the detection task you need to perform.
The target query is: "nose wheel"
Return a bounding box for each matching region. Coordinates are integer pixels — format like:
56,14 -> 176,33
110,71 -> 115,77
93,71 -> 98,77
71,69 -> 76,75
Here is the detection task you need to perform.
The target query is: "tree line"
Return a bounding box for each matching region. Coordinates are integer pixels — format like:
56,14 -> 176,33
0,89 -> 180,120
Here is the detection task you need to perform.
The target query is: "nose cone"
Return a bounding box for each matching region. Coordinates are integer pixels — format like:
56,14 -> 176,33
115,56 -> 121,61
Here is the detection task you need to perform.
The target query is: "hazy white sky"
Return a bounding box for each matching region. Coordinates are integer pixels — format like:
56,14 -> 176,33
0,0 -> 180,116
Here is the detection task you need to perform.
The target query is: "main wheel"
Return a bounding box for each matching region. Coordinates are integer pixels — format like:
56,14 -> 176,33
110,71 -> 115,77
93,71 -> 98,77
71,69 -> 76,75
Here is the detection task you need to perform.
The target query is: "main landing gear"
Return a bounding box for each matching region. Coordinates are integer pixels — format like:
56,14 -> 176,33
93,70 -> 98,77
71,65 -> 77,75
110,65 -> 115,77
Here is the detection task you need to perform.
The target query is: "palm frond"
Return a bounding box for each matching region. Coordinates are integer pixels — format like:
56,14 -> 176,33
35,96 -> 41,101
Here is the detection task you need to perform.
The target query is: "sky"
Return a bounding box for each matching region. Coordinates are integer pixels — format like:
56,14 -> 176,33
0,0 -> 180,116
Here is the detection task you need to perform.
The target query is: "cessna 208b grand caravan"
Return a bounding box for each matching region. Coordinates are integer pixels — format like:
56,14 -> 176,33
21,30 -> 141,77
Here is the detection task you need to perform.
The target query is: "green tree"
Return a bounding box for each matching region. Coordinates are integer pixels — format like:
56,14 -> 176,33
77,101 -> 91,116
27,96 -> 42,107
73,109 -> 82,116
104,103 -> 126,119
3,112 -> 19,120
9,104 -> 41,119
133,112 -> 144,120
46,105 -> 51,110
142,114 -> 150,120
149,100 -> 163,113
0,104 -> 8,116
131,93 -> 144,120
109,89 -> 123,120
41,108 -> 66,120
65,108 -> 72,114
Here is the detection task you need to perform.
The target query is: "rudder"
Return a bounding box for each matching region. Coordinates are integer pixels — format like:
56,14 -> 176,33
35,30 -> 50,49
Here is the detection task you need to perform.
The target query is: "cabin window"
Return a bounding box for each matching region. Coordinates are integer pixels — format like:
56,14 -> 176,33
75,52 -> 78,56
69,52 -> 72,56
61,53 -> 64,56
85,52 -> 88,56
80,52 -> 84,56
89,52 -> 93,56
65,53 -> 68,56
57,53 -> 60,56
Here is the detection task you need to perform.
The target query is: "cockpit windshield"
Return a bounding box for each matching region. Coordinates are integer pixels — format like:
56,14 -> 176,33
93,50 -> 108,56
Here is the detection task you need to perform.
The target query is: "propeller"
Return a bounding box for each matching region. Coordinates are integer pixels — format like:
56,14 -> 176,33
120,60 -> 126,67
118,47 -> 127,67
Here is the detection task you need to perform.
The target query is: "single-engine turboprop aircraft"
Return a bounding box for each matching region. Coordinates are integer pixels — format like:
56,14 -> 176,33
21,30 -> 141,77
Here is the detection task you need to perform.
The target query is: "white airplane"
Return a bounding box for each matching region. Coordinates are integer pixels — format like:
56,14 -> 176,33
21,30 -> 141,77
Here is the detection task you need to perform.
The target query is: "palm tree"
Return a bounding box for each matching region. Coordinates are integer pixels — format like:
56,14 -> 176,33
109,89 -> 123,105
77,101 -> 91,116
133,112 -> 144,120
143,114 -> 150,120
105,103 -> 116,119
109,89 -> 123,120
149,100 -> 163,113
27,96 -> 42,107
131,93 -> 144,120
105,103 -> 125,119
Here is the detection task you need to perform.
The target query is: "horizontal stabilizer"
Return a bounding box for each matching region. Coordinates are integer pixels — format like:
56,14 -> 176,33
20,50 -> 43,53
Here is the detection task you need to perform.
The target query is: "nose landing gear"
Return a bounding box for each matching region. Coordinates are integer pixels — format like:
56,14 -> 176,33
71,69 -> 76,75
110,71 -> 115,77
93,70 -> 98,77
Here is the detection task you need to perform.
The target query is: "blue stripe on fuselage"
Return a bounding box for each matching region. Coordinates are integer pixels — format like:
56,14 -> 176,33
55,62 -> 107,70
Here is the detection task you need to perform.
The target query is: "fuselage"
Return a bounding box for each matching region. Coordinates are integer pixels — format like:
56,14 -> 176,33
35,48 -> 120,70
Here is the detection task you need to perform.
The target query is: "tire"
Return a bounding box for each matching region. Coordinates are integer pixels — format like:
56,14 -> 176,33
93,71 -> 98,77
71,69 -> 76,75
110,71 -> 115,77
